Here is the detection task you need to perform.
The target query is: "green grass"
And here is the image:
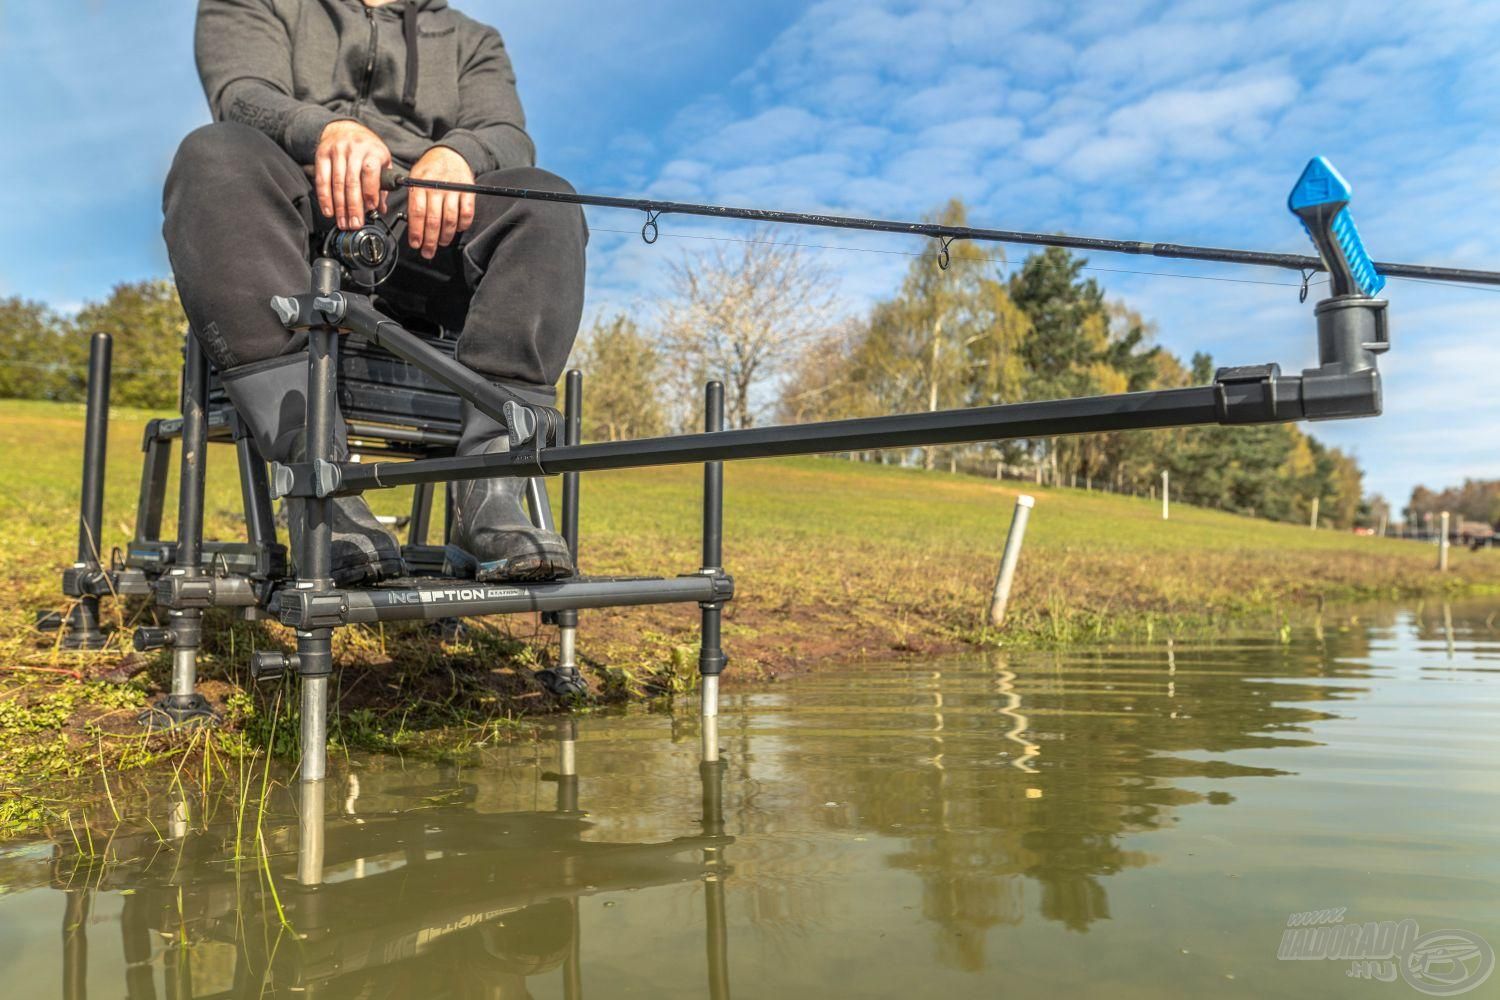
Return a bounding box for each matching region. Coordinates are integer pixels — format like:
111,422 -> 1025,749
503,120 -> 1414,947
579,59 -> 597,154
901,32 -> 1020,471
2,396 -> 1495,828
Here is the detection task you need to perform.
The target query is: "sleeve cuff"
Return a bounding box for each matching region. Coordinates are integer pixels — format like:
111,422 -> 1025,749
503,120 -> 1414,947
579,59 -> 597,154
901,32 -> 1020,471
436,125 -> 535,177
285,105 -> 345,163
433,131 -> 496,177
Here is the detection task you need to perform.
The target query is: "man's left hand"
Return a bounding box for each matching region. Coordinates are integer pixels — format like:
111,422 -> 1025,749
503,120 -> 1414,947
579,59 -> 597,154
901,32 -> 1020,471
408,147 -> 478,259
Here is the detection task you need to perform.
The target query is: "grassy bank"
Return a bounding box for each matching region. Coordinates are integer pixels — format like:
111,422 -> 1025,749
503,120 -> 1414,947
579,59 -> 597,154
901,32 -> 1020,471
2,397 -> 1496,820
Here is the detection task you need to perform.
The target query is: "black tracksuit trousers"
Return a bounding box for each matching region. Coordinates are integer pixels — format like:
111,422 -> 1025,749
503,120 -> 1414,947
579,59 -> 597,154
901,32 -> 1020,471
162,121 -> 587,403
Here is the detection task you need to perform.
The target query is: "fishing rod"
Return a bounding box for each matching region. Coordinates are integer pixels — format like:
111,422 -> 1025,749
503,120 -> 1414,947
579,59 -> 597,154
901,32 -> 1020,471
381,166 -> 1500,289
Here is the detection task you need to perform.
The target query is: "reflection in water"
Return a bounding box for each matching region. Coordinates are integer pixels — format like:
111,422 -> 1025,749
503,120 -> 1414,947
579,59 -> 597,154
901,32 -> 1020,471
5,601 -> 1500,999
37,723 -> 732,999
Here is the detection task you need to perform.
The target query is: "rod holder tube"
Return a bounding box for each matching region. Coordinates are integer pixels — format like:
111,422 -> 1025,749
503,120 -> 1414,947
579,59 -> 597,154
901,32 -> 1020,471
175,335 -> 210,569
76,333 -> 112,568
702,382 -> 725,572
987,495 -> 1034,628
64,333 -> 113,649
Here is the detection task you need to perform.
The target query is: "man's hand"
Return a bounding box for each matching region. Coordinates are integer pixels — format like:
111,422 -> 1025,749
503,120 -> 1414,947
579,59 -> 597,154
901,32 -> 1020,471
315,120 -> 391,230
408,146 -> 477,259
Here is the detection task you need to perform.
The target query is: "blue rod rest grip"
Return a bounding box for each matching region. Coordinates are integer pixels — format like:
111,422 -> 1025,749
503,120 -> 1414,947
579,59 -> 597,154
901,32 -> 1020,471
1288,157 -> 1385,298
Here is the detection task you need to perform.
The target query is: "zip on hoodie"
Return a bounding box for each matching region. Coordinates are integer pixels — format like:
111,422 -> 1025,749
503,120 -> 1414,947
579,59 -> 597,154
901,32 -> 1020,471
354,7 -> 377,116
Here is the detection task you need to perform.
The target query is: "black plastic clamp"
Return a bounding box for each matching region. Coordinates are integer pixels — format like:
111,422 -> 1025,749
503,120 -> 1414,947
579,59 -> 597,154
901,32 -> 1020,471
132,626 -> 176,652
269,291 -> 348,331
1214,364 -> 1281,424
249,650 -> 298,682
703,569 -> 736,604
155,575 -> 215,609
278,590 -> 349,630
62,563 -> 112,598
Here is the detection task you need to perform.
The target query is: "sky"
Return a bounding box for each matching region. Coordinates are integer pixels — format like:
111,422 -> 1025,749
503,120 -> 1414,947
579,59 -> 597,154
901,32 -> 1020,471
4,0 -> 1500,507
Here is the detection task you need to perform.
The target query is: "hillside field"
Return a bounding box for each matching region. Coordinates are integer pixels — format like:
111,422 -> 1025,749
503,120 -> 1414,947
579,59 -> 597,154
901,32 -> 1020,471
1,396 -> 1494,812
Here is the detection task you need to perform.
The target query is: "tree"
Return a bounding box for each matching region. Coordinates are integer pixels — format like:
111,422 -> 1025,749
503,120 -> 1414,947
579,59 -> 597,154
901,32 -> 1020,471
808,200 -> 1030,469
0,297 -> 80,401
776,321 -> 879,425
658,232 -> 836,430
1009,247 -> 1107,401
71,280 -> 186,409
572,315 -> 668,442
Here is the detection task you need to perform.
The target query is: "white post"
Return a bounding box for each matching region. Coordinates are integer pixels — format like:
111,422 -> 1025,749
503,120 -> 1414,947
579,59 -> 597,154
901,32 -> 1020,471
1438,511 -> 1451,571
1310,496 -> 1320,530
988,495 -> 1035,628
1377,512 -> 1387,538
1160,470 -> 1169,521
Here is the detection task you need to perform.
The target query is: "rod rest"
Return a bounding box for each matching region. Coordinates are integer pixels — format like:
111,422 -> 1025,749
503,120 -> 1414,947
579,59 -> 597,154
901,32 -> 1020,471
1214,295 -> 1386,425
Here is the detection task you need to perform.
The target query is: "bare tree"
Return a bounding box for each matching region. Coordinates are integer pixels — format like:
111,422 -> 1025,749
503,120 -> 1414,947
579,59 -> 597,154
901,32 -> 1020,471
658,231 -> 837,430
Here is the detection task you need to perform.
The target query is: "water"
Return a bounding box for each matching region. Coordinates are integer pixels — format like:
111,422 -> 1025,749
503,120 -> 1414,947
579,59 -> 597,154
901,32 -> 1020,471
2,601 -> 1499,999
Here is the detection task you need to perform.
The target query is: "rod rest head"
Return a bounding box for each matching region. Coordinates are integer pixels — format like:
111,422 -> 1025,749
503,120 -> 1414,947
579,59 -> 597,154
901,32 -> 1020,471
1300,295 -> 1388,421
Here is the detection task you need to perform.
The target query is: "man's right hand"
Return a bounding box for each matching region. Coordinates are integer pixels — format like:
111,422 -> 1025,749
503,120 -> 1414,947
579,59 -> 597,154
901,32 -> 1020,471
315,120 -> 391,230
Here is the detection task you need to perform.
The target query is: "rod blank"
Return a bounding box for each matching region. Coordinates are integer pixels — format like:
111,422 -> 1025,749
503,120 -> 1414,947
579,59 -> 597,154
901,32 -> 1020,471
387,172 -> 1500,288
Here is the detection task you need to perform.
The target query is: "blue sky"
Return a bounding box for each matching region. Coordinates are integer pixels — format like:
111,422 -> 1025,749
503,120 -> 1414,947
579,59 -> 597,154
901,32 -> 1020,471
4,1 -> 1500,507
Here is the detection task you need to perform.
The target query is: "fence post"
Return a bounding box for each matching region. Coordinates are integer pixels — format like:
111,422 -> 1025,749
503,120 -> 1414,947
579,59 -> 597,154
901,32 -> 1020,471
1310,496 -> 1319,530
988,495 -> 1035,628
1438,511 -> 1451,571
1161,470 -> 1169,521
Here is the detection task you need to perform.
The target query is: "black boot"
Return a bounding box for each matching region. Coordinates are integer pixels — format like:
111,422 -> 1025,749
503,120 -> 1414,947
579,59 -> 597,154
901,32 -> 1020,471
221,354 -> 405,587
446,401 -> 574,582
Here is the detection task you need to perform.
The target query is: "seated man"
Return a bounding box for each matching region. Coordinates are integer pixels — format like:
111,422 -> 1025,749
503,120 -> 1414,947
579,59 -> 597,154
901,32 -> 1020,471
163,0 -> 586,585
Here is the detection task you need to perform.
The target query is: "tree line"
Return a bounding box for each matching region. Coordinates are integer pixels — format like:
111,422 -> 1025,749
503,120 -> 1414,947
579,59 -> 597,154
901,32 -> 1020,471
1405,479 -> 1500,529
1,280 -> 185,409
2,199 -> 1373,529
578,200 -> 1372,530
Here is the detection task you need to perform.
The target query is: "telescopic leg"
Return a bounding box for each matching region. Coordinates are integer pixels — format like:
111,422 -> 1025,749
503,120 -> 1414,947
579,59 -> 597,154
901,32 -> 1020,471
699,382 -> 728,763
539,370 -> 587,698
140,335 -> 216,729
297,259 -> 343,784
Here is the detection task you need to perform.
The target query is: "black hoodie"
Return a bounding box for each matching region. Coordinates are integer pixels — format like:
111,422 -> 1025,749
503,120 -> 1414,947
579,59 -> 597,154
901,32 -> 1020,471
195,0 -> 534,173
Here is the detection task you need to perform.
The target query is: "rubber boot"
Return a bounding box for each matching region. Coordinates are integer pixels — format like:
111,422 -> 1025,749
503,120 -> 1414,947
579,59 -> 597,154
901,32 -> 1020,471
221,354 -> 404,586
445,400 -> 574,582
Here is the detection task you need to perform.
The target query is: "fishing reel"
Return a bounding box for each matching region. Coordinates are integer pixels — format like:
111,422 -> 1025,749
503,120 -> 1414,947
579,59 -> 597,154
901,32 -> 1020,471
323,210 -> 405,289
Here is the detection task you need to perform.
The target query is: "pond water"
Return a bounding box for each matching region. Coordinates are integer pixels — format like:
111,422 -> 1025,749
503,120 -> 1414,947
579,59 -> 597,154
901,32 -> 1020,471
2,601 -> 1498,998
